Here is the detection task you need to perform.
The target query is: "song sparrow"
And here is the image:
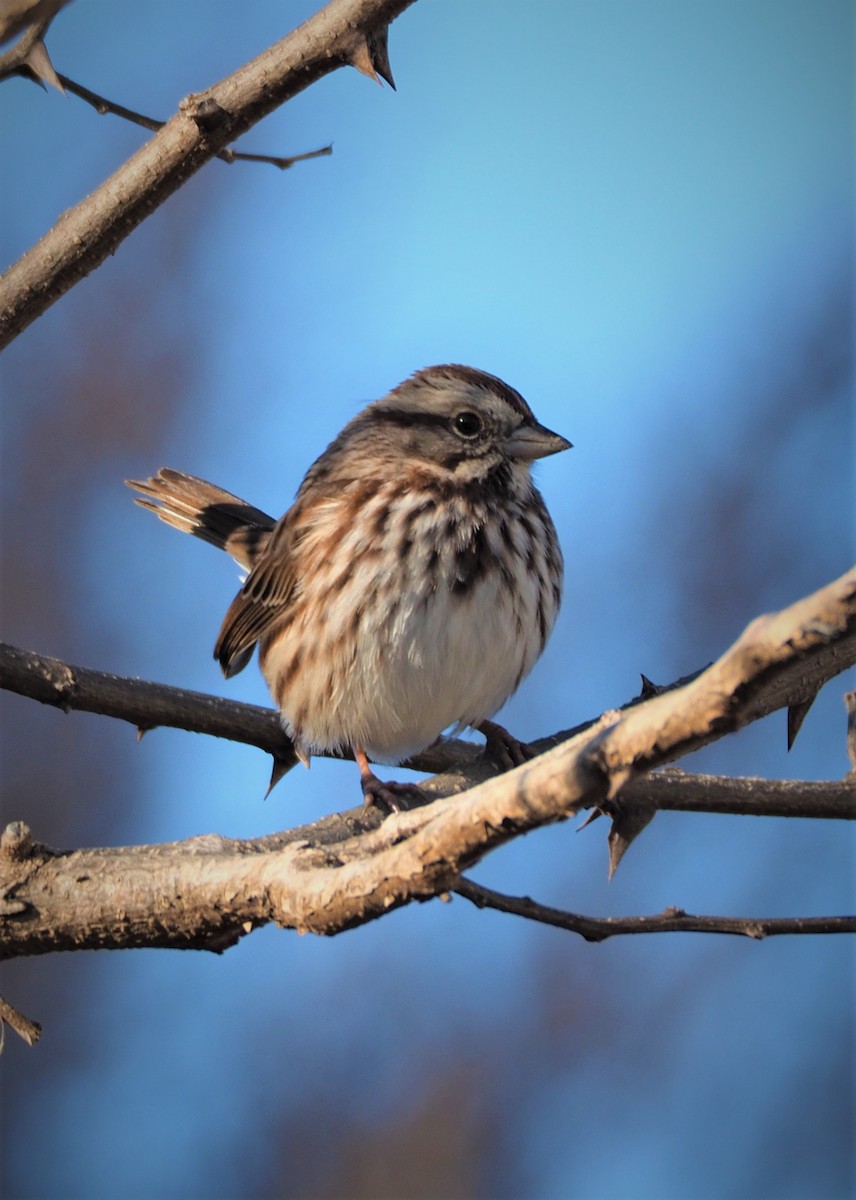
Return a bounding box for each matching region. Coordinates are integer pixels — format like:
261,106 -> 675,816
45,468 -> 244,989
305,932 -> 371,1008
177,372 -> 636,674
128,365 -> 570,808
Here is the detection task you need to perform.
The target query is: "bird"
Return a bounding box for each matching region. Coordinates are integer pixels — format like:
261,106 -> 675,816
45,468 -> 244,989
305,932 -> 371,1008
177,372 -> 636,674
127,364 -> 571,809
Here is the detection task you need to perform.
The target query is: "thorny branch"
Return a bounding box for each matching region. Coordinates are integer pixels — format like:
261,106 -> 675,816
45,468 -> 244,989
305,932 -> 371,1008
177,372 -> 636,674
0,0 -> 414,348
1,568 -> 855,1043
1,642 -> 855,819
51,70 -> 334,170
0,3 -> 66,91
1,574 -> 854,901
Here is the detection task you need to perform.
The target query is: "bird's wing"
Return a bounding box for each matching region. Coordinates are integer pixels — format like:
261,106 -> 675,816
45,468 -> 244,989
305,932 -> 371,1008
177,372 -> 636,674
213,513 -> 300,677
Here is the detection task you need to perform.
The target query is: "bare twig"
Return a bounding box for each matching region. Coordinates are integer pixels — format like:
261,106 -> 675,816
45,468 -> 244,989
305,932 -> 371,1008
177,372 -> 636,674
50,72 -> 333,170
2,638 -> 853,819
453,879 -> 856,942
0,0 -> 416,348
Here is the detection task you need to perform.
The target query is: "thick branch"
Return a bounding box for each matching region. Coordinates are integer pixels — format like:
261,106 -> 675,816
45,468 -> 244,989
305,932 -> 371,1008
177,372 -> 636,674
0,0 -> 414,348
1,568 -> 854,962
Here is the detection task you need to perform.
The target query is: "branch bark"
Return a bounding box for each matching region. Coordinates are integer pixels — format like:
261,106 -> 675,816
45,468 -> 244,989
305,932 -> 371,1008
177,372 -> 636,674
2,568 -> 854,965
0,0 -> 415,348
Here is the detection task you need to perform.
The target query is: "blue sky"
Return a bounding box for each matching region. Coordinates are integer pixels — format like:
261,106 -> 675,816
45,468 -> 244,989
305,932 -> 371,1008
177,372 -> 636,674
1,2 -> 853,1198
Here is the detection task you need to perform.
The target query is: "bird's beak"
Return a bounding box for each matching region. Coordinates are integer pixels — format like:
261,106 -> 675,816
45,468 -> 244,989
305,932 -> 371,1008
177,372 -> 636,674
505,422 -> 572,462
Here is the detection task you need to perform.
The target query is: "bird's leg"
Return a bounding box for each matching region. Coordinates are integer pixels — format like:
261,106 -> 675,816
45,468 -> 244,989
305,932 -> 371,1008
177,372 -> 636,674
354,746 -> 426,813
477,719 -> 533,771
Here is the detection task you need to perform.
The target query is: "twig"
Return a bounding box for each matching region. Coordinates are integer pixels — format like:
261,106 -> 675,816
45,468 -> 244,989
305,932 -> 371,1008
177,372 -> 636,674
53,72 -> 333,170
454,879 -> 856,942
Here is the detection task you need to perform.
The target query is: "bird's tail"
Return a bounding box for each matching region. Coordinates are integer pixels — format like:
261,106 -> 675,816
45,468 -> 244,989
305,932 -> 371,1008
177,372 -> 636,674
126,469 -> 275,571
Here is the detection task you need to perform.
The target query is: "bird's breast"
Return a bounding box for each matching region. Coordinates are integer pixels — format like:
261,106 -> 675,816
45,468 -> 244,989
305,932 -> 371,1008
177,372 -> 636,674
261,477 -> 562,762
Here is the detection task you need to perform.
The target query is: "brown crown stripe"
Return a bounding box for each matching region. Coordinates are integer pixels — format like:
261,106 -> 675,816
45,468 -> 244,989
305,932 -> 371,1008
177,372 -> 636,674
408,364 -> 535,421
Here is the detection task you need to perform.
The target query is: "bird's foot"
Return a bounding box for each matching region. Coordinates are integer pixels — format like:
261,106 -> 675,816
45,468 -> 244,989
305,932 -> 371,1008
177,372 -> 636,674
477,719 -> 534,771
354,746 -> 425,813
360,775 -> 426,813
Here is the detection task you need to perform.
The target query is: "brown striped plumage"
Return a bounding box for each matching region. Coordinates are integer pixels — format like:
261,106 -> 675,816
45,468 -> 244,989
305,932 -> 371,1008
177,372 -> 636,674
128,365 -> 570,808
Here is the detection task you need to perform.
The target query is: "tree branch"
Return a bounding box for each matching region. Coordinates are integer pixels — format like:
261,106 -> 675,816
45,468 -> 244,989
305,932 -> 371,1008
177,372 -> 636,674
2,613 -> 854,811
0,641 -> 485,783
620,771 -> 854,820
453,879 -> 856,942
2,639 -> 854,816
1,568 -> 854,968
0,0 -> 415,348
50,71 -> 333,170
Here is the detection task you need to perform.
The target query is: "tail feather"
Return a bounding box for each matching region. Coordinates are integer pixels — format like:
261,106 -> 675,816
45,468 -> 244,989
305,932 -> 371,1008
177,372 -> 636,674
126,469 -> 275,570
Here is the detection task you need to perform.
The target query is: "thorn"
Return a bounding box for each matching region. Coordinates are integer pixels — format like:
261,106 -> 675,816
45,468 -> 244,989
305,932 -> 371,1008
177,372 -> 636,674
577,808 -> 602,831
265,752 -> 297,798
25,39 -> 64,93
639,673 -> 661,699
787,696 -> 816,750
607,803 -> 656,880
349,26 -> 396,89
136,725 -> 154,743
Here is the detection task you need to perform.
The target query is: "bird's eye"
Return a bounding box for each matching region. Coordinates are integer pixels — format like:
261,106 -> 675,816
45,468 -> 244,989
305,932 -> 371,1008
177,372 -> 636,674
453,411 -> 482,438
